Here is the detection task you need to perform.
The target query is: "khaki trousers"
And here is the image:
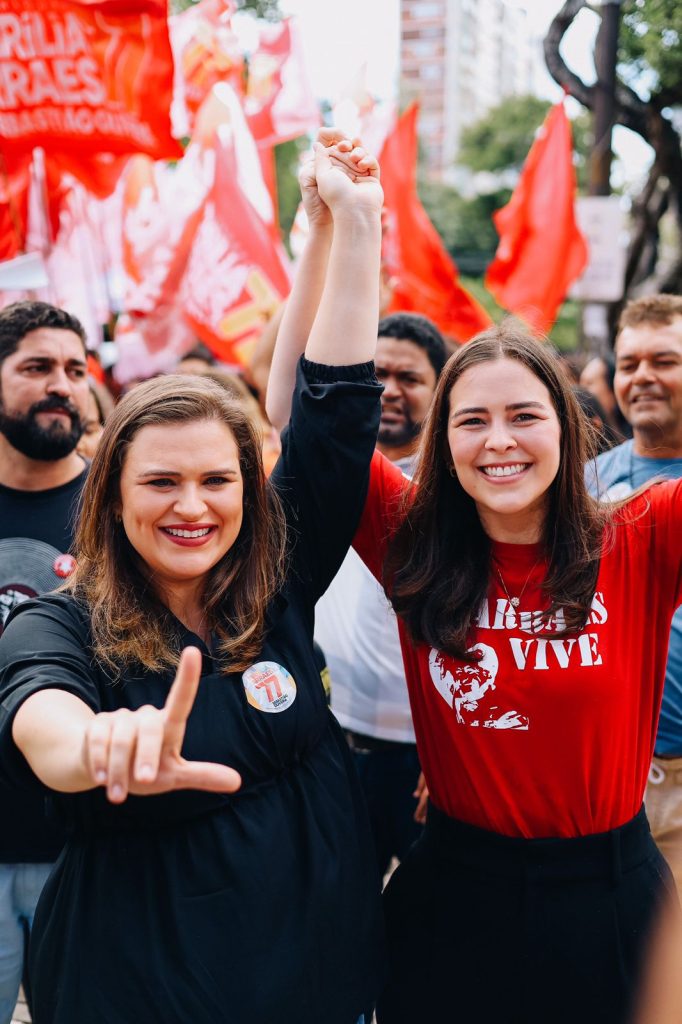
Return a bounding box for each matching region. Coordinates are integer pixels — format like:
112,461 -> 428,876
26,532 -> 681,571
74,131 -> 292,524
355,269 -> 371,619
646,755 -> 682,899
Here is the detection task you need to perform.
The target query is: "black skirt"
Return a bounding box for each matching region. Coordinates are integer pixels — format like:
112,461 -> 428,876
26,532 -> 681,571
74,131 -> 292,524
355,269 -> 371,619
377,804 -> 678,1024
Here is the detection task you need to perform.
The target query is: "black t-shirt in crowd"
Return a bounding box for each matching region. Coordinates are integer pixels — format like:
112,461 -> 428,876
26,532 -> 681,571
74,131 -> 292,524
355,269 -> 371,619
0,467 -> 87,863
0,360 -> 385,1024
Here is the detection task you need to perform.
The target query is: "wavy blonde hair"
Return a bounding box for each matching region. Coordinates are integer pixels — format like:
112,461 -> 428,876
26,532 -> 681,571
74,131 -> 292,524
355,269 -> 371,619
67,375 -> 287,675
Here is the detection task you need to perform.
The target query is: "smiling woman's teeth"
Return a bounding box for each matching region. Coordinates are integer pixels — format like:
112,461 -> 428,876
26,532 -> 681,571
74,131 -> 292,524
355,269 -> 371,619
164,527 -> 211,538
481,464 -> 528,477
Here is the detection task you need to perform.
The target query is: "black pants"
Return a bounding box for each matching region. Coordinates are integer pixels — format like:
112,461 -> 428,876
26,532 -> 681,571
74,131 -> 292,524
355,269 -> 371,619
377,804 -> 678,1024
347,735 -> 422,882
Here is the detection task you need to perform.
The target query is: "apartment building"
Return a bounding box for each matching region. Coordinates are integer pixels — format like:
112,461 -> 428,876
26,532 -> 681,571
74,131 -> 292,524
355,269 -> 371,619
401,0 -> 539,180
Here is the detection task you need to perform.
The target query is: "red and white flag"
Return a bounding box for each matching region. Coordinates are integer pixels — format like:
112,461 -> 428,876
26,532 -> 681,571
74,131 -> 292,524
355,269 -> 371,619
115,145 -> 214,382
182,85 -> 291,365
0,0 -> 182,183
170,0 -> 243,136
115,83 -> 291,381
244,18 -> 319,148
0,154 -> 30,260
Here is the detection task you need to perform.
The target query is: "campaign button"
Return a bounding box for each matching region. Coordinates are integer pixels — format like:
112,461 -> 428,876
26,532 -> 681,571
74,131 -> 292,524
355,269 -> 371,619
53,553 -> 77,578
242,661 -> 297,714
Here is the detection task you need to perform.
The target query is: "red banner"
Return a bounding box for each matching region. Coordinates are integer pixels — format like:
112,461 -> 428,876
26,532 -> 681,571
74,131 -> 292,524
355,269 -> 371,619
380,104 -> 492,343
485,102 -> 588,334
245,18 -> 319,148
170,0 -> 243,132
182,132 -> 291,365
0,0 -> 182,163
0,153 -> 29,258
115,84 -> 290,381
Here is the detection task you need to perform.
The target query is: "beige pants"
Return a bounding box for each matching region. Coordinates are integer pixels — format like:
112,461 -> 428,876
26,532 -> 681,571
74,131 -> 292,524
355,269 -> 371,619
646,755 -> 682,899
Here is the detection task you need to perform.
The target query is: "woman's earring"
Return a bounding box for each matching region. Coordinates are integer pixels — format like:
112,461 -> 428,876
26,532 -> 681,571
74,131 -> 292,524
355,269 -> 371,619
448,465 -> 457,478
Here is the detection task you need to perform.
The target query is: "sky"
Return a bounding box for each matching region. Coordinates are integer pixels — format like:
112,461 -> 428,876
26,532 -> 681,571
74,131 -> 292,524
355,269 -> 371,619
279,0 -> 653,187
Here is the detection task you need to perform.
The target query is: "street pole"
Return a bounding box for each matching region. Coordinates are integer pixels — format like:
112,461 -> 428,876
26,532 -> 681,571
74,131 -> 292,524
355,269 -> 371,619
589,0 -> 622,197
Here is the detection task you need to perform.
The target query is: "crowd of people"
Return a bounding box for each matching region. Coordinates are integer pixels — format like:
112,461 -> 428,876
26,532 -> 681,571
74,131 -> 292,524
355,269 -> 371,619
0,130 -> 680,1024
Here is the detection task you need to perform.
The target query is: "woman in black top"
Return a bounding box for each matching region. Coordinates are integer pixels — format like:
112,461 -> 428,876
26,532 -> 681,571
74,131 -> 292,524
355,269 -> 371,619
0,136 -> 385,1024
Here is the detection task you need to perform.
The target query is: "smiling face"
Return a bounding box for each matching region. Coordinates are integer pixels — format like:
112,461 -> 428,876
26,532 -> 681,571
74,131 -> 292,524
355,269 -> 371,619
614,318 -> 682,456
118,418 -> 244,605
0,327 -> 89,460
447,357 -> 561,542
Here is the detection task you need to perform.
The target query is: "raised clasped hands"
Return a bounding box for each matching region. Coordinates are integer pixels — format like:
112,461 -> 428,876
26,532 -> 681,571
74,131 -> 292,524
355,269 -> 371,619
299,127 -> 383,225
81,646 -> 242,804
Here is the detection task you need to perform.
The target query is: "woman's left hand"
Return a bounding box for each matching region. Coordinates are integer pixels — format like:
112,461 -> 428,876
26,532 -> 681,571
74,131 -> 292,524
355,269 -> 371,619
313,135 -> 383,218
82,647 -> 242,803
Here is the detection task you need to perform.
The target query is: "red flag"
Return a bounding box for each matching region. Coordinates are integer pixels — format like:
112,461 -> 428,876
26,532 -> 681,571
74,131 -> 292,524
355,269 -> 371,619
0,0 -> 182,172
182,91 -> 291,365
245,18 -> 320,148
485,102 -> 588,334
48,152 -> 130,200
0,155 -> 30,259
380,104 -> 492,343
1,153 -> 71,262
170,0 -> 243,134
120,145 -> 213,325
115,84 -> 290,381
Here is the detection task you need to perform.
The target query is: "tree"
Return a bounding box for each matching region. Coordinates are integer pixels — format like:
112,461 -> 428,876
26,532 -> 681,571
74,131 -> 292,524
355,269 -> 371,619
458,95 -> 552,173
274,136 -> 308,248
544,0 -> 682,297
171,0 -> 281,17
417,181 -> 508,273
459,94 -> 591,189
419,95 -> 590,272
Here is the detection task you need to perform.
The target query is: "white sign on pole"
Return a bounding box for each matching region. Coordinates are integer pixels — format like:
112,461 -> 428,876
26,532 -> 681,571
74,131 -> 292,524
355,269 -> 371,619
570,195 -> 628,303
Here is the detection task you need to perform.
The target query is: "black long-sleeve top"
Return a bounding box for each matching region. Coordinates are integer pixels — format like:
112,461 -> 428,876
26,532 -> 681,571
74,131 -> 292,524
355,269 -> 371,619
0,357 -> 385,1024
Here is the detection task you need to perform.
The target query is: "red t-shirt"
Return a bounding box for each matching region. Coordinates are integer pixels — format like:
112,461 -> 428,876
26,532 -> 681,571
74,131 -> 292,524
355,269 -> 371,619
354,451 -> 682,838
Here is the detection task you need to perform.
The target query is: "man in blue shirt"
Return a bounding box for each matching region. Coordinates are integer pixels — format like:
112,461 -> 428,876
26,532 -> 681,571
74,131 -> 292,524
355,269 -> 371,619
588,294 -> 682,892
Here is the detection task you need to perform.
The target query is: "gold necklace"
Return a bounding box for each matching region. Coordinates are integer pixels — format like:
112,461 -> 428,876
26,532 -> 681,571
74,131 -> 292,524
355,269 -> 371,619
493,558 -> 542,609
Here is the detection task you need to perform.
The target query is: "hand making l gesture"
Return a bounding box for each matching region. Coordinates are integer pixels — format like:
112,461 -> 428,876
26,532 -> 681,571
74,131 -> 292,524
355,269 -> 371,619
81,646 -> 242,804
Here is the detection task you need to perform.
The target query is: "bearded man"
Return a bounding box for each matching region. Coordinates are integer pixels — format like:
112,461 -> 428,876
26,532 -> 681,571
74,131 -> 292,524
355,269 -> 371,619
0,301 -> 90,1024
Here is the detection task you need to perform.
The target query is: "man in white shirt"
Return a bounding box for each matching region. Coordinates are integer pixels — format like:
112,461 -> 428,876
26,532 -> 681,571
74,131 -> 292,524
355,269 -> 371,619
316,312 -> 448,880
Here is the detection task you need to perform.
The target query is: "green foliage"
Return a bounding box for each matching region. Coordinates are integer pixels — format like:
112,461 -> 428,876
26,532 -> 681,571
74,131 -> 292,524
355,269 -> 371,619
418,179 -> 508,267
457,95 -> 552,173
237,0 -> 281,19
456,94 -> 589,186
457,95 -> 590,190
619,0 -> 682,102
420,97 -> 593,294
170,0 -> 281,17
274,137 -> 308,248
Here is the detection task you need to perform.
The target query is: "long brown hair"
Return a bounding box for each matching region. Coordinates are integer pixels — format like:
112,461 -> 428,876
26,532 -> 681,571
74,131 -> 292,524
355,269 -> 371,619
385,321 -> 612,660
68,375 -> 287,675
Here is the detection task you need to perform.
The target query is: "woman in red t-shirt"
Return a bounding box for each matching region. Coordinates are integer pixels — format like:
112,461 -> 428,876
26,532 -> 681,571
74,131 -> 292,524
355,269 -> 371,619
352,321 -> 682,1024
266,148 -> 682,1023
